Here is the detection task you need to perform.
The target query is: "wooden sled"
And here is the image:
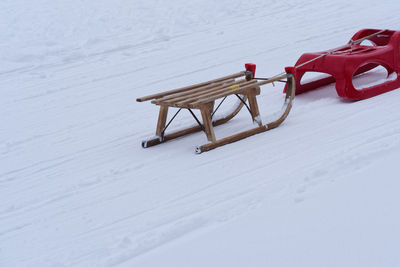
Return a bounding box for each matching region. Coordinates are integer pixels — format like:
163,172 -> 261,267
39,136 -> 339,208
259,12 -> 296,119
137,65 -> 296,153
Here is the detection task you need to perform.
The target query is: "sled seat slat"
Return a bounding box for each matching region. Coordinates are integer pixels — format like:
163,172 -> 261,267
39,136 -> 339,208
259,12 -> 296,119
136,71 -> 245,102
150,78 -> 237,104
148,80 -> 261,109
173,79 -> 257,107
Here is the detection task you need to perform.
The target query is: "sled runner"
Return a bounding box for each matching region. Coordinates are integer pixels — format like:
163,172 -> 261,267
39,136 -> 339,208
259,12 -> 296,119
287,29 -> 400,100
137,65 -> 296,153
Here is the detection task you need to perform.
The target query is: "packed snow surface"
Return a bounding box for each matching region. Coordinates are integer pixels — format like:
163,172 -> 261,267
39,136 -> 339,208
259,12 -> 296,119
1,0 -> 400,266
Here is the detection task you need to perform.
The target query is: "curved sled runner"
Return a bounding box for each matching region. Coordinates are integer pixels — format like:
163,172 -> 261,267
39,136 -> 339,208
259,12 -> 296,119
287,29 -> 400,100
137,65 -> 296,153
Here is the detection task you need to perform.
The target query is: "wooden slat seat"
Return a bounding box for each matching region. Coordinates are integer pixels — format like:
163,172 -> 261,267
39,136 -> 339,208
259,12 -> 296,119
150,78 -> 237,105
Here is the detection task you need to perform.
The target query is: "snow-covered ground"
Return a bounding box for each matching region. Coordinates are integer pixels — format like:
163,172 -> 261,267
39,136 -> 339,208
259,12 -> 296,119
1,1 -> 400,266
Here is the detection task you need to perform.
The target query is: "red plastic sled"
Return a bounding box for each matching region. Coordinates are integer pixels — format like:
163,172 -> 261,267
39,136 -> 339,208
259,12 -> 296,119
287,29 -> 400,100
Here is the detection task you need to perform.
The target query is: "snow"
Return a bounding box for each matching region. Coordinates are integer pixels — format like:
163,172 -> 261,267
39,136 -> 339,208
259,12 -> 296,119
1,1 -> 400,267
301,72 -> 333,84
353,65 -> 398,89
131,150 -> 400,267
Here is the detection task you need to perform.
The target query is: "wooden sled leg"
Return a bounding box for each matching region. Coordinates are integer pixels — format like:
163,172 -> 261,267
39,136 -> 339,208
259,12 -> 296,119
248,93 -> 262,126
142,105 -> 168,148
156,105 -> 169,137
200,104 -> 216,142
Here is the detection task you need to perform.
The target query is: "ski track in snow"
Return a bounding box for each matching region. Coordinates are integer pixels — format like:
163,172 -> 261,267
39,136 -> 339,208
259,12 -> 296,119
1,0 -> 400,266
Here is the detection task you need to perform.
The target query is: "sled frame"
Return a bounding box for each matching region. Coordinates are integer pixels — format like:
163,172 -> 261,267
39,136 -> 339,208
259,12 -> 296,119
137,70 -> 295,153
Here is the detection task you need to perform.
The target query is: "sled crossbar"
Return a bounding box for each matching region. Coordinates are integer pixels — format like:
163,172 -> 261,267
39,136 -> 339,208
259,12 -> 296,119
137,66 -> 296,153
